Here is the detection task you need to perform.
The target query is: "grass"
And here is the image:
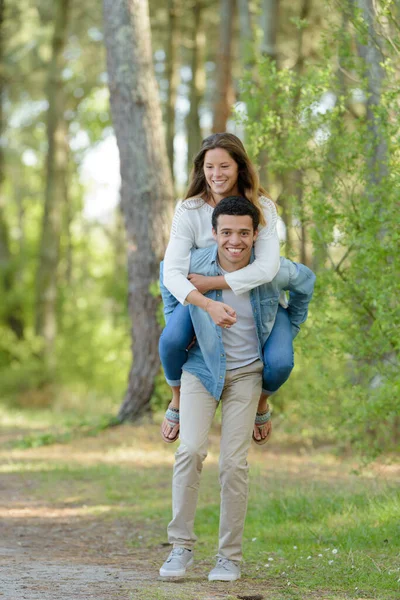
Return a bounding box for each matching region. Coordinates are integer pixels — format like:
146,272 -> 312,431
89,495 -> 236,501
1,406 -> 399,600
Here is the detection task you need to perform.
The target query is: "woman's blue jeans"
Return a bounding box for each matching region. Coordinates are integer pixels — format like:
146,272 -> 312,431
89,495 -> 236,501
159,304 -> 294,395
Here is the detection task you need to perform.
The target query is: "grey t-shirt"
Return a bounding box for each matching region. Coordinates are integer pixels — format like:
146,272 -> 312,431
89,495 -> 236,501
220,266 -> 259,371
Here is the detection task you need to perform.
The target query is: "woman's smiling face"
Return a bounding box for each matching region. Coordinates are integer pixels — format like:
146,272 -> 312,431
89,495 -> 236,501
203,148 -> 239,202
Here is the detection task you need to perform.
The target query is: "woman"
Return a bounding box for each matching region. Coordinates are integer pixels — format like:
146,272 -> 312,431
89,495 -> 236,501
159,133 -> 294,444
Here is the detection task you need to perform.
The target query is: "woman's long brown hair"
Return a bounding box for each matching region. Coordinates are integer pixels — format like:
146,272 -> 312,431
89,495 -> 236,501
185,133 -> 269,227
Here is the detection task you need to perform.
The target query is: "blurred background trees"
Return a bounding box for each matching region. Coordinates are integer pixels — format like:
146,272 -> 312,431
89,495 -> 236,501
1,0 -> 398,456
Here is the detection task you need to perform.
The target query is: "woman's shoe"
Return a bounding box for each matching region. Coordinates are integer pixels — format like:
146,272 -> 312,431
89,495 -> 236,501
252,409 -> 272,445
160,405 -> 180,443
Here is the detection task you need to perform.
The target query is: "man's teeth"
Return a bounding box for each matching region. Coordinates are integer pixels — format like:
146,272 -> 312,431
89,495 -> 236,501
228,248 -> 242,254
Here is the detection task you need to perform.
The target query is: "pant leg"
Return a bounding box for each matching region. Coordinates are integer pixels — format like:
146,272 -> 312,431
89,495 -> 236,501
167,371 -> 217,549
262,305 -> 294,395
218,360 -> 263,562
158,303 -> 195,386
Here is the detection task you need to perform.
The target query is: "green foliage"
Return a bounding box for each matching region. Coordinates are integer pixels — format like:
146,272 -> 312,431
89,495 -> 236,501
237,4 -> 400,456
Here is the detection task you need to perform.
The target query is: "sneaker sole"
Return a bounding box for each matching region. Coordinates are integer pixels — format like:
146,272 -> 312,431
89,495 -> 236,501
159,557 -> 193,577
208,572 -> 241,581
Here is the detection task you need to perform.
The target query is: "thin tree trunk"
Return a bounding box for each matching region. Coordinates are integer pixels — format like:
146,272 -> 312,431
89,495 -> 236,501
212,0 -> 235,132
103,0 -> 174,422
237,0 -> 255,68
186,0 -> 205,172
261,0 -> 278,60
293,0 -> 311,265
258,0 -> 279,188
35,0 -> 70,361
351,0 -> 387,194
279,0 -> 311,261
165,0 -> 180,180
0,0 -> 24,339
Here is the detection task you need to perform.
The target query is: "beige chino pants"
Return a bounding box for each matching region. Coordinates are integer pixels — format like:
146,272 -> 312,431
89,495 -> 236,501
167,359 -> 263,563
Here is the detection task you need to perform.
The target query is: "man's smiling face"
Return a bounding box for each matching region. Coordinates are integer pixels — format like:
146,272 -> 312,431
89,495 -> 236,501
213,214 -> 257,272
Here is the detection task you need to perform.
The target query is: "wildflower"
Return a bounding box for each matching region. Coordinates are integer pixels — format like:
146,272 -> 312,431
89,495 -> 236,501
332,548 -> 338,554
252,537 -> 257,542
307,556 -> 312,560
287,582 -> 291,586
264,564 -> 270,568
293,545 -> 298,550
328,560 -> 334,565
318,554 -> 323,557
268,557 -> 274,562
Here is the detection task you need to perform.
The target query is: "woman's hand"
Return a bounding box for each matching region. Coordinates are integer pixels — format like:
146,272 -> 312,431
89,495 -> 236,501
206,300 -> 236,328
187,273 -> 213,294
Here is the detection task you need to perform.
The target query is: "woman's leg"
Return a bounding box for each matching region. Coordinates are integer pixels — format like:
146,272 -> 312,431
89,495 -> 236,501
159,303 -> 195,441
254,306 -> 294,443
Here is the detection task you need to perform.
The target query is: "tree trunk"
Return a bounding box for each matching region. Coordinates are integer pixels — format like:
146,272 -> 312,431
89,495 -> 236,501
35,0 -> 70,361
186,0 -> 205,172
103,0 -> 174,422
236,0 -> 255,68
165,0 -> 180,180
292,0 -> 311,264
212,0 -> 235,133
0,0 -> 24,339
351,0 -> 387,194
261,0 -> 278,60
257,0 -> 279,188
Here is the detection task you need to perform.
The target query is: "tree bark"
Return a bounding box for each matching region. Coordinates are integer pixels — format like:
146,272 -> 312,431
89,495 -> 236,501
186,0 -> 205,171
35,0 -> 70,360
103,0 -> 174,422
236,0 -> 255,68
257,0 -> 279,188
165,0 -> 180,180
279,0 -> 311,261
212,0 -> 235,133
261,0 -> 278,60
0,0 -> 24,339
351,0 -> 387,194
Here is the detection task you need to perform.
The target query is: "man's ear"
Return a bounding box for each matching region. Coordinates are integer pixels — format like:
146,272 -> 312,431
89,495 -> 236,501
253,229 -> 258,243
212,227 -> 217,240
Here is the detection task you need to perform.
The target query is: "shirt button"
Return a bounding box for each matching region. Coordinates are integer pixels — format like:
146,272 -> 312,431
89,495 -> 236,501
221,353 -> 224,357
219,376 -> 223,379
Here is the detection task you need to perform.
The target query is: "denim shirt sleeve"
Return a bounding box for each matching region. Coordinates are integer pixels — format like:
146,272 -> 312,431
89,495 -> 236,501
284,261 -> 316,338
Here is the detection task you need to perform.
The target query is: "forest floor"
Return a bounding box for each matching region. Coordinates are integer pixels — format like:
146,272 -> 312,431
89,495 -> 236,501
0,418 -> 399,600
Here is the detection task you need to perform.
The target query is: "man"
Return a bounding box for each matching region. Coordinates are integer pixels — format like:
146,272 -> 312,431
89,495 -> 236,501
159,196 -> 315,581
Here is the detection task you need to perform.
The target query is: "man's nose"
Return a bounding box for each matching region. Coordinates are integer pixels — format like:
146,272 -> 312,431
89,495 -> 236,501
230,233 -> 241,245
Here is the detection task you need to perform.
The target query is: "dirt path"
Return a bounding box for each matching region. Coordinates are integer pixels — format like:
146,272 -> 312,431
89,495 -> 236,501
1,424 -> 398,600
0,472 -> 284,600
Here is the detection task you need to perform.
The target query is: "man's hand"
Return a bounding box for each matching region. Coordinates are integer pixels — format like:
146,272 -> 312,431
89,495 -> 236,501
206,300 -> 236,328
188,273 -> 212,294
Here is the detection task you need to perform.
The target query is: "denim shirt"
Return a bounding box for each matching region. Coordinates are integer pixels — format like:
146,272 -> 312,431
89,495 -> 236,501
160,245 -> 316,400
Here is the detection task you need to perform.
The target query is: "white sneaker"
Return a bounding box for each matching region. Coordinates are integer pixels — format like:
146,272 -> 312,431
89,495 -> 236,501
208,557 -> 241,581
159,547 -> 194,577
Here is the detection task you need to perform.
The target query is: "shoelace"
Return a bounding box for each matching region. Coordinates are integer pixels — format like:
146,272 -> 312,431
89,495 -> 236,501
217,557 -> 233,570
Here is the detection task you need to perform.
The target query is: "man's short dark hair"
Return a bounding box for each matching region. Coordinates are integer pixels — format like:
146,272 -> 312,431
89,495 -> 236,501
212,196 -> 260,232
